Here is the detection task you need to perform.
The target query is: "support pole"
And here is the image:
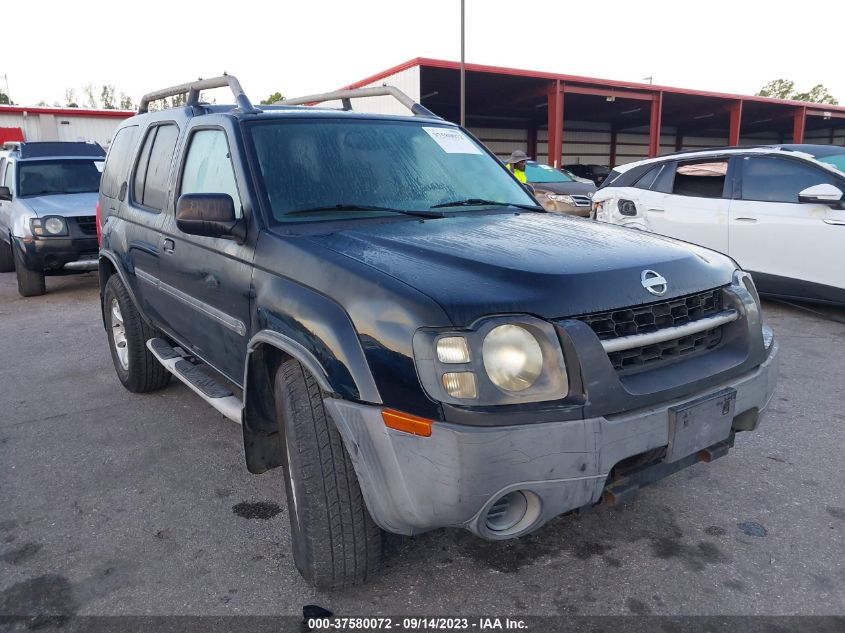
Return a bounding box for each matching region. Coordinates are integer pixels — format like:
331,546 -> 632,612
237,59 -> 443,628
793,107 -> 806,143
648,91 -> 663,158
609,125 -> 617,168
460,0 -> 465,127
547,80 -> 563,168
729,100 -> 743,146
675,129 -> 683,152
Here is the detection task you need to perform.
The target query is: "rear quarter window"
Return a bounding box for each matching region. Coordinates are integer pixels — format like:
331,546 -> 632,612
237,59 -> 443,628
101,125 -> 139,199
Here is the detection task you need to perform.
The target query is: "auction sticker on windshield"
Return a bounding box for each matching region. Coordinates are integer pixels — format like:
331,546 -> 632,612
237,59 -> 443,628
423,127 -> 482,154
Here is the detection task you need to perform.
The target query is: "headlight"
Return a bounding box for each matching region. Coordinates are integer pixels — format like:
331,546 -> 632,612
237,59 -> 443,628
412,317 -> 570,406
30,216 -> 68,237
45,217 -> 66,235
482,325 -> 543,391
547,193 -> 575,204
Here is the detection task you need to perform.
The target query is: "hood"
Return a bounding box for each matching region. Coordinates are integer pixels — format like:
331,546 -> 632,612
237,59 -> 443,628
302,212 -> 736,325
530,180 -> 596,196
21,192 -> 99,218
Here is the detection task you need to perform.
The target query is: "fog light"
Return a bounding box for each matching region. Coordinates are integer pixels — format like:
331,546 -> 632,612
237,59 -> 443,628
442,372 -> 477,399
436,336 -> 470,363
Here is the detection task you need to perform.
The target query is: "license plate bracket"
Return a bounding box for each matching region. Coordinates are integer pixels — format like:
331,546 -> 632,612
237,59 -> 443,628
666,387 -> 737,463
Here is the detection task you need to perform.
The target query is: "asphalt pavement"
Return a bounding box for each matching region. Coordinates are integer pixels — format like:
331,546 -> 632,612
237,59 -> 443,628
1,271 -> 843,619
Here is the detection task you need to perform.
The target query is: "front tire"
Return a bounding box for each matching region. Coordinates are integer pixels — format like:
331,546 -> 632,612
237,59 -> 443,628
0,236 -> 14,273
274,359 -> 383,589
13,246 -> 45,297
103,275 -> 170,393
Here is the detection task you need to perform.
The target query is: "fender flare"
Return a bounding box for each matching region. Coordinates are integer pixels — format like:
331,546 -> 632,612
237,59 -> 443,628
241,328 -> 382,474
97,250 -> 152,329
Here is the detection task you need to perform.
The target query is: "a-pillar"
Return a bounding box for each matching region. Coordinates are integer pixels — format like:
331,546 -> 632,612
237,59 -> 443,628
547,80 -> 564,168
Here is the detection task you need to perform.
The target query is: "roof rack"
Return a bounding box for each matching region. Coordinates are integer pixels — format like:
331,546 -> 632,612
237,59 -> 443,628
278,86 -> 440,119
138,75 -> 258,114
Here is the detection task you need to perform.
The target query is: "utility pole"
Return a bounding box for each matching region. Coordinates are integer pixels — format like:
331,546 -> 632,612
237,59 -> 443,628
0,74 -> 9,102
460,0 -> 465,127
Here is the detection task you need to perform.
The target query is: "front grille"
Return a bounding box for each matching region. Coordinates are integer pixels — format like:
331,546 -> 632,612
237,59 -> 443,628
573,288 -> 726,373
75,216 -> 97,236
570,195 -> 592,207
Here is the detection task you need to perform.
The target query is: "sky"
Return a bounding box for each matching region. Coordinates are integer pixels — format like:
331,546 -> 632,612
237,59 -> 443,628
3,0 -> 843,109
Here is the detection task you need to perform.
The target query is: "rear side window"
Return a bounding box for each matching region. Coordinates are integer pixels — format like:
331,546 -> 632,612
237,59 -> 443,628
101,125 -> 139,199
179,129 -> 243,218
131,124 -> 179,212
634,164 -> 664,190
671,160 -> 728,199
741,156 -> 841,203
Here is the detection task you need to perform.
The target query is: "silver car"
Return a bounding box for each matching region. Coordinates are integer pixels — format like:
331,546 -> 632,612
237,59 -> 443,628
0,141 -> 105,296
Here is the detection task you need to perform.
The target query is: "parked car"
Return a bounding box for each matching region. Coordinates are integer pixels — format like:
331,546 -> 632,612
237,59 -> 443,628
592,145 -> 845,305
564,163 -> 611,185
523,161 -> 595,216
0,141 -> 105,296
98,77 -> 778,589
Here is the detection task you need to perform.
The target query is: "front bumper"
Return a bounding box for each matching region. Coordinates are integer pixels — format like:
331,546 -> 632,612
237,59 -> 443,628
12,235 -> 98,273
326,340 -> 778,539
539,198 -> 591,217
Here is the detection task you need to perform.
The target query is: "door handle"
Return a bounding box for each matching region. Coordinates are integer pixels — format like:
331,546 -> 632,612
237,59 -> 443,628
162,238 -> 175,253
647,208 -> 664,213
734,217 -> 758,223
824,219 -> 845,226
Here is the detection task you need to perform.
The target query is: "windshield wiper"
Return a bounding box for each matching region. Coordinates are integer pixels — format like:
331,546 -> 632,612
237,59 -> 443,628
430,198 -> 543,211
284,204 -> 445,219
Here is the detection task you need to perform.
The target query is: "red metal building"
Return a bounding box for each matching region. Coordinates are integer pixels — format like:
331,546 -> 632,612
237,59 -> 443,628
342,58 -> 845,168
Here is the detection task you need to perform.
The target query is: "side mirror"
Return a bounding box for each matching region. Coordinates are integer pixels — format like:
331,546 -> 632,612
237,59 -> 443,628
0,186 -> 11,201
175,193 -> 244,241
798,183 -> 844,207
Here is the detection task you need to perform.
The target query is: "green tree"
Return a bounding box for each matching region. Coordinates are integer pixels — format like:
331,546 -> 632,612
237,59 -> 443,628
100,84 -> 116,109
65,88 -> 78,107
0,91 -> 11,105
757,79 -> 839,105
119,93 -> 134,110
756,79 -> 795,99
171,93 -> 187,107
793,84 -> 839,106
82,83 -> 97,108
260,91 -> 284,105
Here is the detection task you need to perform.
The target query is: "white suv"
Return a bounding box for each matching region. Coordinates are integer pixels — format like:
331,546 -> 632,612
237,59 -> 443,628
592,145 -> 845,305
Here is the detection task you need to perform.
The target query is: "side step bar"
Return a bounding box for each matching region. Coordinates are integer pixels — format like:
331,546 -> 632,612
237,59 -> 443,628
147,338 -> 242,424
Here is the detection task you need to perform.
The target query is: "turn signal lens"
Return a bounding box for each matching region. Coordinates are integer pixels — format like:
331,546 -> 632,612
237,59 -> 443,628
382,409 -> 434,437
442,372 -> 478,399
436,336 -> 470,363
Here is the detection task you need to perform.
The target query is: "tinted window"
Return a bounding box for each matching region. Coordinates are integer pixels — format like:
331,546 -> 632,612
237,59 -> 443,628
132,124 -> 179,211
652,161 -> 676,193
634,164 -> 663,190
18,160 -> 103,196
102,125 -> 139,199
741,156 -> 841,203
180,130 -> 242,218
671,160 -> 727,198
249,120 -> 535,223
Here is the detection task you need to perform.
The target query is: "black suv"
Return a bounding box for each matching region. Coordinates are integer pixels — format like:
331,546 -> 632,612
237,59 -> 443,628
98,76 -> 779,589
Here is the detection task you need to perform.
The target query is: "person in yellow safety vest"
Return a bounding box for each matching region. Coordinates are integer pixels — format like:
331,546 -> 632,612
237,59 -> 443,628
506,150 -> 530,184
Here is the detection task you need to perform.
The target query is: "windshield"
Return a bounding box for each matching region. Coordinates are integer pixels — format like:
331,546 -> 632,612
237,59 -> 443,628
249,120 -> 536,222
17,159 -> 103,197
524,162 -> 573,183
816,153 -> 845,174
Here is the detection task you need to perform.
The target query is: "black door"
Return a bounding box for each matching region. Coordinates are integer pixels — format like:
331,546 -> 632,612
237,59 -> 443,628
155,119 -> 255,383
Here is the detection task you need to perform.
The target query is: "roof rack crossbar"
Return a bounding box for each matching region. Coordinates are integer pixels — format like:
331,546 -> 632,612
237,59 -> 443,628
278,86 -> 440,119
138,75 -> 257,114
